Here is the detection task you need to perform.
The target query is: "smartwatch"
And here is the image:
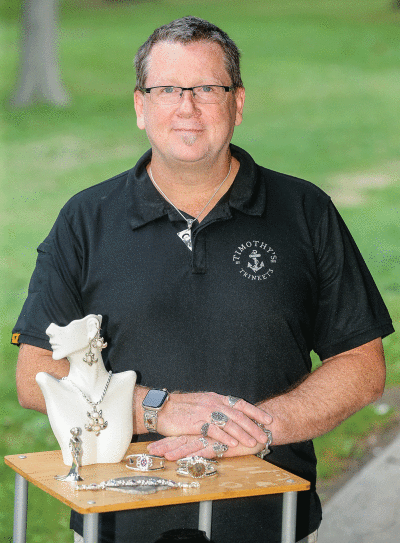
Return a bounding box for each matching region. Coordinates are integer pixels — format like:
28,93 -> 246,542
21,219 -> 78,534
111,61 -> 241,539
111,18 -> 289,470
142,388 -> 169,433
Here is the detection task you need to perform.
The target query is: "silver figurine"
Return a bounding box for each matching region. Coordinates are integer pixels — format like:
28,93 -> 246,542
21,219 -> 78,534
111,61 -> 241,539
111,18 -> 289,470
55,427 -> 84,482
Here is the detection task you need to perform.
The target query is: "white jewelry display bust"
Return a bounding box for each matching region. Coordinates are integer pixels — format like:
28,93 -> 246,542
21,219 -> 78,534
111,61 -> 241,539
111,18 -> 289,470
36,315 -> 136,466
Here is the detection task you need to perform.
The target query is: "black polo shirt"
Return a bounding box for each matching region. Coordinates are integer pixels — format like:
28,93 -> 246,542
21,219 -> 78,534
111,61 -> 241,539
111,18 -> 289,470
13,145 -> 394,543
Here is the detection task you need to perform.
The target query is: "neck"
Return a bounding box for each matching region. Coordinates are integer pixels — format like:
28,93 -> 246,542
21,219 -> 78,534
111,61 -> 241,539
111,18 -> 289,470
66,348 -> 110,397
148,154 -> 239,221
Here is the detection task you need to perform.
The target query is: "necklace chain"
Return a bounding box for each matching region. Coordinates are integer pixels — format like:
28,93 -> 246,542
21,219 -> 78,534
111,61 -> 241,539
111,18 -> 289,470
61,371 -> 112,408
148,161 -> 232,230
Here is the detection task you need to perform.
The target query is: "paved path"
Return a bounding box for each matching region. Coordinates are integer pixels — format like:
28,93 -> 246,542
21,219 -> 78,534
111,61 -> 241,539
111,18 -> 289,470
318,432 -> 400,543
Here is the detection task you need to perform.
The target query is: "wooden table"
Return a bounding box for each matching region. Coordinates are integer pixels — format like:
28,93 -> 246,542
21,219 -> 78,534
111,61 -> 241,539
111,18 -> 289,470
5,442 -> 310,543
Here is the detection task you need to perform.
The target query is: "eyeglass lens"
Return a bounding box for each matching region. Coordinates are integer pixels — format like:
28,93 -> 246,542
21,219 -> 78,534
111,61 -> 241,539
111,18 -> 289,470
150,86 -> 228,104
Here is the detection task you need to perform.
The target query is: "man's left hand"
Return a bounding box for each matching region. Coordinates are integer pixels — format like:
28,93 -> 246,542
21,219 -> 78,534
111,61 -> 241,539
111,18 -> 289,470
147,434 -> 266,461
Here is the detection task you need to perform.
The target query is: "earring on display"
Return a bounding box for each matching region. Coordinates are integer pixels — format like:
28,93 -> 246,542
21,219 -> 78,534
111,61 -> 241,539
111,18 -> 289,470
83,322 -> 107,366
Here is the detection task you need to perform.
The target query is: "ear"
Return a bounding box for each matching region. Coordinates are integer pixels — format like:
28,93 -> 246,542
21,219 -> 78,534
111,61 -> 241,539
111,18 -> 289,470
134,90 -> 146,130
234,87 -> 245,127
87,316 -> 100,342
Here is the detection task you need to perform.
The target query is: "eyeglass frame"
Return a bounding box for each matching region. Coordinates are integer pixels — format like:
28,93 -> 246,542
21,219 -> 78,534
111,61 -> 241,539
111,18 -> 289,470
138,85 -> 236,104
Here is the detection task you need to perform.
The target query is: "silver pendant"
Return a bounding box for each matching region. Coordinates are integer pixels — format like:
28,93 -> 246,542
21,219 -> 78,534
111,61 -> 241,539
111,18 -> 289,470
177,228 -> 192,251
85,408 -> 108,436
177,219 -> 195,251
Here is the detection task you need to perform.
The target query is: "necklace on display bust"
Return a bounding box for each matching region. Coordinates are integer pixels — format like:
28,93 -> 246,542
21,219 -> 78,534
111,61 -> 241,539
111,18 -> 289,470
148,161 -> 232,251
61,371 -> 112,436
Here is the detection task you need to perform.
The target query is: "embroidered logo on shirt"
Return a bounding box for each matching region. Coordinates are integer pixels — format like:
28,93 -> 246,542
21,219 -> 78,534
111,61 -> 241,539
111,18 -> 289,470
233,241 -> 277,281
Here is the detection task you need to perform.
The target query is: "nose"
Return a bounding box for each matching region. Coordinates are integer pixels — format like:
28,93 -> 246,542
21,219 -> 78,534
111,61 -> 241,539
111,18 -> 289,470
177,89 -> 200,116
46,323 -> 55,337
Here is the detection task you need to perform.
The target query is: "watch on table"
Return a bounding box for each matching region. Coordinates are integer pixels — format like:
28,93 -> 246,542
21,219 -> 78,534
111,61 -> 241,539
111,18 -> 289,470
142,388 -> 169,433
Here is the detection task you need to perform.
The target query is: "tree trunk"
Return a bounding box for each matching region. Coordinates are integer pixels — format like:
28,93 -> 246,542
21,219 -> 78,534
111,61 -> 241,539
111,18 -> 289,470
11,0 -> 69,107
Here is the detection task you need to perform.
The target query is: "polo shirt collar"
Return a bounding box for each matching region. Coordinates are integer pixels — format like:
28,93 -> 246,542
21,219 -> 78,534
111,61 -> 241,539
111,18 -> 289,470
126,144 -> 266,230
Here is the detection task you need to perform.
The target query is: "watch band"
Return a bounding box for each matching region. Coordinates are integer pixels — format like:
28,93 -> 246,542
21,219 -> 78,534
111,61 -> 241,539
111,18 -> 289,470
143,410 -> 159,433
142,388 -> 170,434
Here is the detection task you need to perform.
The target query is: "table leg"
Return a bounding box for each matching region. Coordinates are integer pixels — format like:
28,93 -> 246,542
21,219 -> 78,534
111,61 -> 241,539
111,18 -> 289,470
198,500 -> 212,539
281,491 -> 297,543
83,513 -> 99,543
13,473 -> 28,543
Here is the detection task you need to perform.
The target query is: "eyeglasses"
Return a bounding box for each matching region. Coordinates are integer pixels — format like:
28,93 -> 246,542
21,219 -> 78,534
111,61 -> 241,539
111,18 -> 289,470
139,85 -> 235,105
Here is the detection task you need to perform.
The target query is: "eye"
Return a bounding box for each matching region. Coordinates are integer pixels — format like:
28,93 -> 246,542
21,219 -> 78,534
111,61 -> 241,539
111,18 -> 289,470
201,86 -> 214,93
162,86 -> 175,94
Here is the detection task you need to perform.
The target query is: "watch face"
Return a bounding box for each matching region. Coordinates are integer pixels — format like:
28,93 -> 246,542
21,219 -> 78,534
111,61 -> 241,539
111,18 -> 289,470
143,389 -> 168,409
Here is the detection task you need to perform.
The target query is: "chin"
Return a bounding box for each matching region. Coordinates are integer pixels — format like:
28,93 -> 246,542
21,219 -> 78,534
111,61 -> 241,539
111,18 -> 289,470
169,144 -> 212,164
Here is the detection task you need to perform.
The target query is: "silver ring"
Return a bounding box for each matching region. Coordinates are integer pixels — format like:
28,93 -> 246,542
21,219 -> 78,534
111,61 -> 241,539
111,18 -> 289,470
211,411 -> 229,429
125,454 -> 165,472
199,437 -> 209,448
212,442 -> 229,458
201,422 -> 210,437
227,395 -> 241,407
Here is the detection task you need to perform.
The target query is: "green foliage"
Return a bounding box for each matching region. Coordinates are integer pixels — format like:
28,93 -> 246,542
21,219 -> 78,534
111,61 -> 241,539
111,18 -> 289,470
314,405 -> 396,479
1,1 -> 400,540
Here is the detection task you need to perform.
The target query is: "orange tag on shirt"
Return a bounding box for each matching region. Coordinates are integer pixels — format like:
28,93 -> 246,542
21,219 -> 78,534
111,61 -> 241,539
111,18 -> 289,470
11,333 -> 20,345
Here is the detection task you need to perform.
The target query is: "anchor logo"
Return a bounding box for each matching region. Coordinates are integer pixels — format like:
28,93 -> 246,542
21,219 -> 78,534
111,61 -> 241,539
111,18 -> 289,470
232,240 -> 277,281
247,250 -> 265,273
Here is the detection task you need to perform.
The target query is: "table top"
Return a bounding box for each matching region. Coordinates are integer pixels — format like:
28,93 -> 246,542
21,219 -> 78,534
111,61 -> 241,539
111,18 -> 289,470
5,442 -> 310,515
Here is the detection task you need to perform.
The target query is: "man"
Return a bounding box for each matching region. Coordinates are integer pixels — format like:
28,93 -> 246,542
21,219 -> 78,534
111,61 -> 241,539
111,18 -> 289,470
13,16 -> 394,543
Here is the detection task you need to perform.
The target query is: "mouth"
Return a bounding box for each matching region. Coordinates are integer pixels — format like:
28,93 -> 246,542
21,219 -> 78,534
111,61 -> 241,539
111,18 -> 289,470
173,128 -> 204,146
174,127 -> 203,133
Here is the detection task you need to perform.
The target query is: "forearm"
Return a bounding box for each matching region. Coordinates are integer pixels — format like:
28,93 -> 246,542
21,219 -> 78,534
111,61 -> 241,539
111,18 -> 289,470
16,344 -> 70,414
258,338 -> 386,445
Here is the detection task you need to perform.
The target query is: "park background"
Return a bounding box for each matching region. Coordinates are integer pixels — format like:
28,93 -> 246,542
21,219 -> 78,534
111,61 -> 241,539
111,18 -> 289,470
1,0 -> 399,540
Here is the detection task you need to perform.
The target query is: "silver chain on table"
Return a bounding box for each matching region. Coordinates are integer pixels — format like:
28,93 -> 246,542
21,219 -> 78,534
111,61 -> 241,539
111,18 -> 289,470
61,371 -> 112,436
148,161 -> 232,251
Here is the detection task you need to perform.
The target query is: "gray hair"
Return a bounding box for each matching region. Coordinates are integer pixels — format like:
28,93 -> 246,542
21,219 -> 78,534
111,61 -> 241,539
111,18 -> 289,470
134,16 -> 243,91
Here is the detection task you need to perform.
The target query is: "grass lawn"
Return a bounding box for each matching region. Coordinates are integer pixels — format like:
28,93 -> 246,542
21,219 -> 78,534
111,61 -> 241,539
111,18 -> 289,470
1,0 -> 399,540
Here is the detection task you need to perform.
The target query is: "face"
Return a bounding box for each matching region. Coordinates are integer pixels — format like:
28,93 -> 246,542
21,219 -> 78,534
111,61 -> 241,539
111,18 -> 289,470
46,316 -> 100,360
46,321 -> 78,360
134,40 -> 245,167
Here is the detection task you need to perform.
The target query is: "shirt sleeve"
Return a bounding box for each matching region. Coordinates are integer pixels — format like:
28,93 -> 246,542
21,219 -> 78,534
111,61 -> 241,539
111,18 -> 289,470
11,210 -> 84,350
311,200 -> 394,360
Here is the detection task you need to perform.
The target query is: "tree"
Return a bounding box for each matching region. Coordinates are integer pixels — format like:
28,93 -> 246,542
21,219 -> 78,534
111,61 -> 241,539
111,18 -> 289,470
11,0 -> 69,107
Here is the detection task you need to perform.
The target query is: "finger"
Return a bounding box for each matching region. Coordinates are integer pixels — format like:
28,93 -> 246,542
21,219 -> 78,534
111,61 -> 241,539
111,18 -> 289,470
225,397 -> 273,425
147,436 -> 187,455
163,437 -> 206,461
207,419 -> 259,448
187,447 -> 218,460
199,419 -> 239,448
205,407 -> 269,447
220,405 -> 273,444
